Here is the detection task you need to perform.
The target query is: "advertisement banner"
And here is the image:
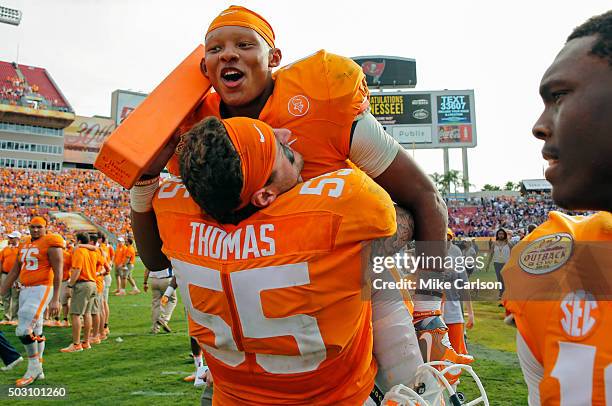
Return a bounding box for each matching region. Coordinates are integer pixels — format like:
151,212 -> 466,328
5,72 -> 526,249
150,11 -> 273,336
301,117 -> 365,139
437,94 -> 471,124
438,125 -> 473,144
370,94 -> 432,125
63,115 -> 116,164
391,126 -> 432,144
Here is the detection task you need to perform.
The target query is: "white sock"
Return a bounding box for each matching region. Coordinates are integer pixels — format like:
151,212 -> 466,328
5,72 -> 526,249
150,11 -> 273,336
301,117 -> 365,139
24,342 -> 38,358
193,354 -> 203,368
38,340 -> 45,360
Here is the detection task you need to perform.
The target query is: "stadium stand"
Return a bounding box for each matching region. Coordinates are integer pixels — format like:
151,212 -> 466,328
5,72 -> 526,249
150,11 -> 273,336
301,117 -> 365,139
18,64 -> 69,109
0,168 -> 131,241
0,61 -> 71,111
449,194 -> 571,237
0,164 -> 570,245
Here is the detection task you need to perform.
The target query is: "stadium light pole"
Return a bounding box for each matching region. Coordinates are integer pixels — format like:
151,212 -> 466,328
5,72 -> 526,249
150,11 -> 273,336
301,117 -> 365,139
0,5 -> 22,26
0,5 -> 23,62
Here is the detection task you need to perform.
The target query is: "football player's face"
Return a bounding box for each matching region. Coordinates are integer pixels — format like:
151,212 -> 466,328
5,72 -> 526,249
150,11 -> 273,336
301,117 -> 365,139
9,237 -> 19,246
204,26 -> 276,107
533,35 -> 612,211
29,224 -> 44,240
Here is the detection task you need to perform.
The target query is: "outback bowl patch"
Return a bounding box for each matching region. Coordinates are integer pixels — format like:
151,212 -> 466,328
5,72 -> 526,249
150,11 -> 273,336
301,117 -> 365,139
519,232 -> 573,275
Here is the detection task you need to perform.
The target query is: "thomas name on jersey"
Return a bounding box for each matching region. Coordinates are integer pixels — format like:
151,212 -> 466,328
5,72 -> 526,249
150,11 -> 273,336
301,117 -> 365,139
188,222 -> 275,261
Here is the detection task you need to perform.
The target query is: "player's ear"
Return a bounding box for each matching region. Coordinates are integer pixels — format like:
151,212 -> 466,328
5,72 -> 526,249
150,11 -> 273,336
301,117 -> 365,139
268,48 -> 282,68
200,58 -> 209,78
251,188 -> 277,208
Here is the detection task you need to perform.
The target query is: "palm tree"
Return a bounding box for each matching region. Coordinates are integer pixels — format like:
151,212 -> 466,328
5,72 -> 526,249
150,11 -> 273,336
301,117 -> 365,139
429,172 -> 445,195
442,170 -> 462,204
482,184 -> 501,191
504,181 -> 516,191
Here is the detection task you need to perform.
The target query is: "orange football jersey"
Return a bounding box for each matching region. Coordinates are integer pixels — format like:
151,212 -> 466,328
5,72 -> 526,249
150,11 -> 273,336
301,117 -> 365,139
503,211 -> 612,406
18,233 -> 65,287
0,245 -> 19,274
167,50 -> 369,181
153,168 -> 396,405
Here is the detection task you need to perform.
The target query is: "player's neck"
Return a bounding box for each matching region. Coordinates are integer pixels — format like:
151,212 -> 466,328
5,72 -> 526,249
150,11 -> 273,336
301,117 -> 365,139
221,80 -> 275,119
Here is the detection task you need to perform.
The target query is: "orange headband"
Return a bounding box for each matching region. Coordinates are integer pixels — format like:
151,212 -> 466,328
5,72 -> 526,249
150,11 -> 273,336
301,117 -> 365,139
206,5 -> 275,48
30,216 -> 47,227
222,117 -> 277,210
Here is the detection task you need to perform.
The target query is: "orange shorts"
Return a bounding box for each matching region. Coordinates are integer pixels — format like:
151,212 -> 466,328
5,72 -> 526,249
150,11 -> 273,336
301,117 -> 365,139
447,322 -> 467,355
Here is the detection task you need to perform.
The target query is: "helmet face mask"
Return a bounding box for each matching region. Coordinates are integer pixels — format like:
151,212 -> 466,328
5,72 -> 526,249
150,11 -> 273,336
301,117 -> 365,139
382,362 -> 490,406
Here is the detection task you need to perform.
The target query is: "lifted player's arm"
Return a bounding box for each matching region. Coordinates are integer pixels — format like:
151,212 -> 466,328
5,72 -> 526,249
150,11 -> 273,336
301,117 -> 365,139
130,134 -> 180,271
350,111 -> 447,260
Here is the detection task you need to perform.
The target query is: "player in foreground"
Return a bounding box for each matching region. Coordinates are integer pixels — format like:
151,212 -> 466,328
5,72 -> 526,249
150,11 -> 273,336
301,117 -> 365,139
152,116 -> 400,404
133,5 -> 470,389
0,217 -> 64,387
145,117 -> 488,405
502,10 -> 612,405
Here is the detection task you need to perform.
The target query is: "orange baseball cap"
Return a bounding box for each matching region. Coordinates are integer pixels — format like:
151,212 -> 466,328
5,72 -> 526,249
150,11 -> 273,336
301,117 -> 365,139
30,216 -> 47,227
206,5 -> 275,48
222,117 -> 277,210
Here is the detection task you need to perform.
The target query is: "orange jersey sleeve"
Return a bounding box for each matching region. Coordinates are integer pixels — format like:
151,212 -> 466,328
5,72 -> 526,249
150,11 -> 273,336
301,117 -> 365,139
166,50 -> 368,181
19,233 -> 65,287
153,169 -> 394,405
71,247 -> 96,282
503,211 -> 612,405
1,246 -> 19,274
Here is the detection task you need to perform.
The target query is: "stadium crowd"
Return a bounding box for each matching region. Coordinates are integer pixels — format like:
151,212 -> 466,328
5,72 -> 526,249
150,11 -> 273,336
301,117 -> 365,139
0,169 -> 131,239
448,194 -> 571,237
0,167 -> 572,242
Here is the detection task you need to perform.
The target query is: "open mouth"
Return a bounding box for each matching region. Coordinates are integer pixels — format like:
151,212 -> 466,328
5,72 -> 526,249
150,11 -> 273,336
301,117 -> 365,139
220,68 -> 245,87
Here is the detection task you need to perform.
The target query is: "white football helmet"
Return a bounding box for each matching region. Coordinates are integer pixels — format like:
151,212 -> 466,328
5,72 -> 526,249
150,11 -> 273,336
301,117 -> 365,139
381,361 -> 489,406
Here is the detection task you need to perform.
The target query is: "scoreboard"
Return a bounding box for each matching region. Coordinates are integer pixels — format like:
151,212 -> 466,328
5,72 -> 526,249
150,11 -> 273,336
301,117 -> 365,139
370,89 -> 477,149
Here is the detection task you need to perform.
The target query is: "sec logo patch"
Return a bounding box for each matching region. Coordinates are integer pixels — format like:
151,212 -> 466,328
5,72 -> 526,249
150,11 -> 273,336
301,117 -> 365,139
519,232 -> 573,275
288,95 -> 310,117
560,290 -> 599,339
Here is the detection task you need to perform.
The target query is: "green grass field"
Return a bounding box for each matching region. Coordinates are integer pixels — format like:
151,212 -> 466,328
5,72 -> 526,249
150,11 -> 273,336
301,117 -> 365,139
0,260 -> 527,405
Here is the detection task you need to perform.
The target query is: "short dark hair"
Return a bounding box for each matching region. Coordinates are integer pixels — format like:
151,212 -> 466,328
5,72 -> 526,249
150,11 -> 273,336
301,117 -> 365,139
180,116 -> 261,225
76,232 -> 89,244
127,237 -> 133,245
567,10 -> 612,66
89,233 -> 98,243
98,232 -> 106,243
